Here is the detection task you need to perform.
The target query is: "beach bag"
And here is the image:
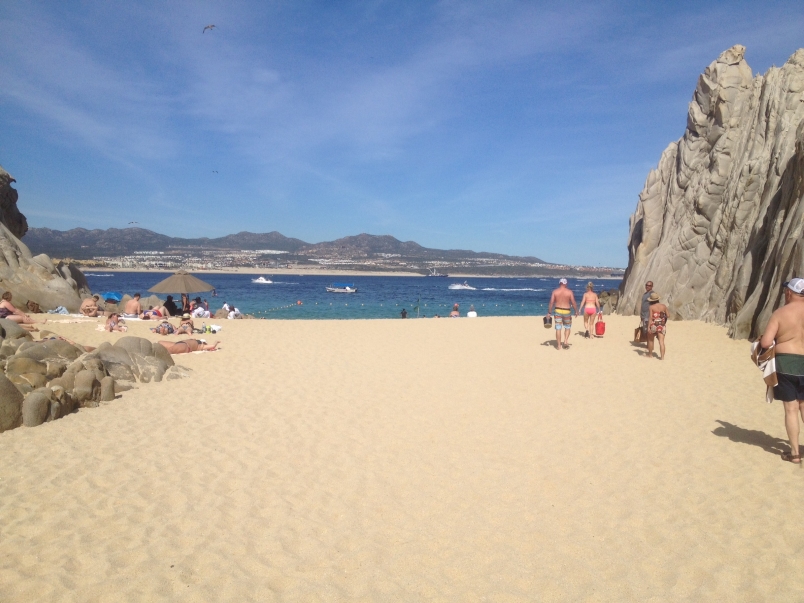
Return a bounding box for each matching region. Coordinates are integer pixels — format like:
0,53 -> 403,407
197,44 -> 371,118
595,317 -> 606,337
543,315 -> 552,328
26,300 -> 42,314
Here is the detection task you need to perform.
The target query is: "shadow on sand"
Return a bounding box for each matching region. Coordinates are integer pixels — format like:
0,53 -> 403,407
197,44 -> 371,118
711,420 -> 793,458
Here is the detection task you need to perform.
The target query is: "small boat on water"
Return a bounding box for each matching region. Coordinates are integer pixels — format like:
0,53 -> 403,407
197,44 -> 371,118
426,268 -> 449,277
326,283 -> 357,293
448,281 -> 476,290
251,276 -> 273,284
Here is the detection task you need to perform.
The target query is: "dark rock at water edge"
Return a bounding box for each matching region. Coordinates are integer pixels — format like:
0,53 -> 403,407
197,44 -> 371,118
0,166 -> 90,312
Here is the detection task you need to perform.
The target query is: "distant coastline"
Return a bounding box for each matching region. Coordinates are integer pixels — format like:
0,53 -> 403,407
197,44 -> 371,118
86,266 -> 624,279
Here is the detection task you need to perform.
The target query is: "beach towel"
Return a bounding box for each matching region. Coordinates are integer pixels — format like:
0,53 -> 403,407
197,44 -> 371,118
47,306 -> 69,314
750,341 -> 777,403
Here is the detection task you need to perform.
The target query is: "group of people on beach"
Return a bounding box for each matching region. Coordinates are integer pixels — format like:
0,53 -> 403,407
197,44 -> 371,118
547,278 -> 668,358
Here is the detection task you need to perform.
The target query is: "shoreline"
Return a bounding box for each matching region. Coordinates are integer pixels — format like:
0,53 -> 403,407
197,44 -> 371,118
83,266 -> 625,279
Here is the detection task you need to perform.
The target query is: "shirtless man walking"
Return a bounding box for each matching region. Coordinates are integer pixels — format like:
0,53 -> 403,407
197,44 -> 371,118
760,277 -> 804,464
547,278 -> 578,350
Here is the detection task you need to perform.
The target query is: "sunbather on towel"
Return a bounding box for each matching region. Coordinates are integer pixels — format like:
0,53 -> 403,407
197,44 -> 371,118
157,339 -> 219,354
105,313 -> 127,332
175,313 -> 194,335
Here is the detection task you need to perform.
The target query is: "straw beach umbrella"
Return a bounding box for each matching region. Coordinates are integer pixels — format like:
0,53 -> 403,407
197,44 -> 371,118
148,270 -> 214,294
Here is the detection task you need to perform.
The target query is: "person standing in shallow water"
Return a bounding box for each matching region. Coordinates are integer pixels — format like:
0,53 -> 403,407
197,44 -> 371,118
548,278 -> 578,350
760,277 -> 804,464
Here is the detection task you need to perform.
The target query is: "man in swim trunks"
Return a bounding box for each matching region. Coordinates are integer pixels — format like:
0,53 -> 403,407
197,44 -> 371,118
123,293 -> 142,318
760,277 -> 804,464
547,278 -> 578,350
80,295 -> 103,317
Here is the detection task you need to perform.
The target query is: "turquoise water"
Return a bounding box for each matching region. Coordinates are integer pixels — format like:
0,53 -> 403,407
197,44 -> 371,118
85,273 -> 621,319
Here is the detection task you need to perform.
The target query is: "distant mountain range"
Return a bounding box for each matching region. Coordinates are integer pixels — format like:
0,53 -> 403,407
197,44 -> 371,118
23,227 -> 549,264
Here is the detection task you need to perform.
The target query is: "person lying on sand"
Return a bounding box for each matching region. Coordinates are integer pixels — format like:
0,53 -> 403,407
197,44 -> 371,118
80,294 -> 104,317
175,313 -> 194,335
157,339 -> 219,354
105,313 -> 127,332
140,305 -> 170,320
150,320 -> 175,336
0,292 -> 45,330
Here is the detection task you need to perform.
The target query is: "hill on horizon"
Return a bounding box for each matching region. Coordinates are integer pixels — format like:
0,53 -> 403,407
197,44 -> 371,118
22,227 -> 550,264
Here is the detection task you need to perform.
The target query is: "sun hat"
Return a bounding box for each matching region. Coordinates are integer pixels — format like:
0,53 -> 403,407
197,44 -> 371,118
648,292 -> 660,302
182,313 -> 191,319
784,278 -> 804,294
559,278 -> 568,285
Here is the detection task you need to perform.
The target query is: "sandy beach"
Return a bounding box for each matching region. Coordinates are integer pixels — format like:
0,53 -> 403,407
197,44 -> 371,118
1,314 -> 801,601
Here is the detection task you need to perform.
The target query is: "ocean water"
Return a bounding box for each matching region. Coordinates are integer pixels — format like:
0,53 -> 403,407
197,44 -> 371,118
84,273 -> 621,320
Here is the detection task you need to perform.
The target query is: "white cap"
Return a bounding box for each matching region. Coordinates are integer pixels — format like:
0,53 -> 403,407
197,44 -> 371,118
785,278 -> 804,294
559,278 -> 568,285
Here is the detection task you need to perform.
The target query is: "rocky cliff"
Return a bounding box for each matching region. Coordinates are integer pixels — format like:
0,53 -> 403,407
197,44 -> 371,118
618,46 -> 804,339
0,166 -> 88,312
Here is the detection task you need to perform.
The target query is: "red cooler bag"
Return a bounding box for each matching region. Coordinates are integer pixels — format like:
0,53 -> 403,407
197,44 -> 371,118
595,315 -> 606,336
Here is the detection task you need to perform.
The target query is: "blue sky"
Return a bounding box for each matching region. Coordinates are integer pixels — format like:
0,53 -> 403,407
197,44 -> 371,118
1,1 -> 802,266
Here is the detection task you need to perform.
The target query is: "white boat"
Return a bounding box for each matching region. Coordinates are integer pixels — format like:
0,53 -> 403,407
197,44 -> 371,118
326,283 -> 357,293
251,276 -> 273,284
448,281 -> 476,290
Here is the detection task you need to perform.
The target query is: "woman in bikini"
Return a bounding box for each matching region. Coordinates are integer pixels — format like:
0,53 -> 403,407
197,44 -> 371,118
175,313 -> 194,335
579,282 -> 601,338
645,292 -> 668,360
0,292 -> 44,330
180,294 -> 191,315
105,313 -> 128,332
158,339 -> 220,354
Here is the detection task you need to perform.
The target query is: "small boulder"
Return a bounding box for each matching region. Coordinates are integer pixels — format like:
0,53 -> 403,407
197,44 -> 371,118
0,319 -> 33,341
152,342 -> 174,367
95,347 -> 138,382
48,371 -> 75,393
11,373 -> 48,390
0,339 -> 23,359
131,354 -> 168,383
114,336 -> 154,358
17,339 -> 84,362
22,391 -> 51,427
166,365 -> 193,380
0,373 -> 23,432
6,356 -> 47,376
100,376 -> 115,402
73,370 -> 101,407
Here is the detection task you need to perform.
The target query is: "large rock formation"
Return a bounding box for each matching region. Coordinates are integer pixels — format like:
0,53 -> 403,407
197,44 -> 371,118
619,46 -> 804,339
0,166 -> 88,312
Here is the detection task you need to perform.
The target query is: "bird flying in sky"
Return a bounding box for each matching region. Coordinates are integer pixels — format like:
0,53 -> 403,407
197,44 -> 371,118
203,24 -> 216,33
128,221 -> 138,225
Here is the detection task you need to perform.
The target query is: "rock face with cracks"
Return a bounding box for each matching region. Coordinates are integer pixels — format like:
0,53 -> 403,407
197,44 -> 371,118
0,165 -> 89,312
618,46 -> 804,339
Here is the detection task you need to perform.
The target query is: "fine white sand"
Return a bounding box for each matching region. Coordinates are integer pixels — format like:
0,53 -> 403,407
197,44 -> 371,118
1,314 -> 801,602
